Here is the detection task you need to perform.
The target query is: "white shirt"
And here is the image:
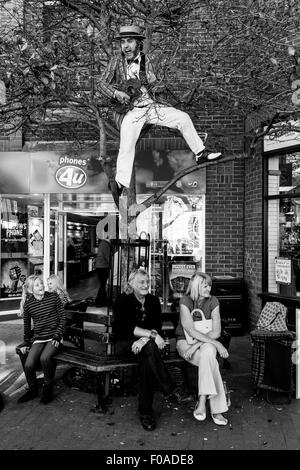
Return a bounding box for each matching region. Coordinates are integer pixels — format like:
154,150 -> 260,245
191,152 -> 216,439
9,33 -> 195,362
126,54 -> 153,107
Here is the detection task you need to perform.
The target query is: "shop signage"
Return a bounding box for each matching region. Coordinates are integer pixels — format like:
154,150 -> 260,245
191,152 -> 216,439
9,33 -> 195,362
264,120 -> 300,153
29,151 -> 108,193
275,257 -> 291,284
1,219 -> 27,240
55,165 -> 87,189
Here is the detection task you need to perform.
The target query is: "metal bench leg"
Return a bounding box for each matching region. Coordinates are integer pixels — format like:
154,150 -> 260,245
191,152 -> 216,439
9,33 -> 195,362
91,372 -> 108,413
104,371 -> 111,397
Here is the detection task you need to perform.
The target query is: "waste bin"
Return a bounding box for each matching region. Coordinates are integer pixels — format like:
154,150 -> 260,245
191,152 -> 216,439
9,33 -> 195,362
211,277 -> 246,335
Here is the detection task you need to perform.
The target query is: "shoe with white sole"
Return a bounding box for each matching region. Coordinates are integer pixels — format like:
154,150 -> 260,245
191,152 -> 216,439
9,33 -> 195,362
211,413 -> 228,426
193,401 -> 206,421
195,149 -> 222,165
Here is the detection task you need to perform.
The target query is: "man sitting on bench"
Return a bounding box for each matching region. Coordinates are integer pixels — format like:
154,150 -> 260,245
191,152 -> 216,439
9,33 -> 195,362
113,268 -> 191,431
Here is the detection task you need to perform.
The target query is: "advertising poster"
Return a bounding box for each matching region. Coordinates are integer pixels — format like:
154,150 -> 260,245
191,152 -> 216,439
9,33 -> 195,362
162,195 -> 205,264
0,258 -> 28,298
135,147 -> 206,194
275,257 -> 291,284
28,217 -> 44,257
29,258 -> 44,276
168,261 -> 196,300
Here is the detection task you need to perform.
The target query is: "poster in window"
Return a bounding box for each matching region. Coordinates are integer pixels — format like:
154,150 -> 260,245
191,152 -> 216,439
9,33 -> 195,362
275,257 -> 291,284
169,261 -> 196,300
28,217 -> 44,257
0,259 -> 28,298
162,195 -> 205,265
135,147 -> 206,195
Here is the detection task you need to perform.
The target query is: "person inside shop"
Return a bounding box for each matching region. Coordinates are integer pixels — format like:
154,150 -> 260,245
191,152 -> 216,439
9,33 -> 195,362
176,272 -> 229,426
47,274 -> 72,307
67,236 -> 75,261
97,24 -> 222,197
17,275 -> 66,405
113,268 -> 191,431
95,229 -> 111,308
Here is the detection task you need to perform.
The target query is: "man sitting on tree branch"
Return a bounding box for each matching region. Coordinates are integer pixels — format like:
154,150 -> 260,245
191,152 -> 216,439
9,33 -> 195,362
98,25 -> 222,196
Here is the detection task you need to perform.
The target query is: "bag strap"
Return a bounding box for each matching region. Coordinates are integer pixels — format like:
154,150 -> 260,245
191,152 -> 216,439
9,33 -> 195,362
263,310 -> 282,328
191,308 -> 206,322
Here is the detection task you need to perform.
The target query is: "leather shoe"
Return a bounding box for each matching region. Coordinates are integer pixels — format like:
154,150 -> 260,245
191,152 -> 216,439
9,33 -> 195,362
108,180 -> 124,197
18,389 -> 38,403
139,414 -> 156,431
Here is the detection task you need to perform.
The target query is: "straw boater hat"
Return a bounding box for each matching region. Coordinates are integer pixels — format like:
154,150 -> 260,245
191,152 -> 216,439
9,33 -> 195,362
114,25 -> 145,40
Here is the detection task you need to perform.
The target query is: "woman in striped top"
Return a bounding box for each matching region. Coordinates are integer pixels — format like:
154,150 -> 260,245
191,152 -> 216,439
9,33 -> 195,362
18,275 -> 66,405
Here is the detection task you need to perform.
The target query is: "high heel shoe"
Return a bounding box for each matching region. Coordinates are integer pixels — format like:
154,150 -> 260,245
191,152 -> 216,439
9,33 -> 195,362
193,402 -> 206,421
211,413 -> 228,426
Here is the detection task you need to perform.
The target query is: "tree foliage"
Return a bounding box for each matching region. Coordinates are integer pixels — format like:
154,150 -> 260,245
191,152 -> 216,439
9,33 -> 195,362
1,0 -> 300,222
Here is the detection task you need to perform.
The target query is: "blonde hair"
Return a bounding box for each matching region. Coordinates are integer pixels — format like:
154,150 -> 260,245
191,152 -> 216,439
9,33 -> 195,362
124,268 -> 150,295
47,274 -> 71,303
18,275 -> 41,318
186,272 -> 212,301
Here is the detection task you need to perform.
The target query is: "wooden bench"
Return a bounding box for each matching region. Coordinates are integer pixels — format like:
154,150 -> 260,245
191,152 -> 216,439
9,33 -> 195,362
16,309 -> 187,412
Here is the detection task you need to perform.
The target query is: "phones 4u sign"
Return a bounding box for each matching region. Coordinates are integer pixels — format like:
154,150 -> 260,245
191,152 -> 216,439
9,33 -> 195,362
55,156 -> 87,189
275,257 -> 291,285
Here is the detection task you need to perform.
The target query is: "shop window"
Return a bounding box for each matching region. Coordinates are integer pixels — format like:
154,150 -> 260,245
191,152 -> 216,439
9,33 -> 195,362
136,194 -> 205,310
0,196 -> 44,301
268,152 -> 300,296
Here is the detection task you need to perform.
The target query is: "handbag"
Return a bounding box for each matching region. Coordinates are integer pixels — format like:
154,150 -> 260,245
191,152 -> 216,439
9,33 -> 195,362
256,301 -> 288,332
184,308 -> 213,345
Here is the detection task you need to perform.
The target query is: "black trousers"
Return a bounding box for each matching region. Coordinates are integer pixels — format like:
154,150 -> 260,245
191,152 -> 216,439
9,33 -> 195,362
95,268 -> 110,307
24,341 -> 60,390
115,340 -> 175,415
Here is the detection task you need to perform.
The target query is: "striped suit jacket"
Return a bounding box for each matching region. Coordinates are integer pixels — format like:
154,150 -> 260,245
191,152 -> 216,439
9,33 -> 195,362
97,52 -> 158,100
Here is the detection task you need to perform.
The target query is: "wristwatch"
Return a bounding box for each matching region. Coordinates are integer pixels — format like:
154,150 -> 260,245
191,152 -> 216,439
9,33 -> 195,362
150,329 -> 158,340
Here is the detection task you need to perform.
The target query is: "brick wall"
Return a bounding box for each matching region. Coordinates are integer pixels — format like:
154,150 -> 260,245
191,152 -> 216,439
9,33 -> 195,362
0,131 -> 23,151
244,149 -> 264,330
206,157 -> 245,278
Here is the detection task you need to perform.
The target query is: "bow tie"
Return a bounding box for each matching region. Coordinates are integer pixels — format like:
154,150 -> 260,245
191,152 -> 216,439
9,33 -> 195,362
127,58 -> 139,65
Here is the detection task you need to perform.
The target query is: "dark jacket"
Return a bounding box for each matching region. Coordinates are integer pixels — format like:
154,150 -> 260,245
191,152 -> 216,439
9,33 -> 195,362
113,292 -> 162,341
95,239 -> 111,269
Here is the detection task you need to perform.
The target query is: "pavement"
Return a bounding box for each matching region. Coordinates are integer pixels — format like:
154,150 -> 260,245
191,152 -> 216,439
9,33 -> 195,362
0,319 -> 300,451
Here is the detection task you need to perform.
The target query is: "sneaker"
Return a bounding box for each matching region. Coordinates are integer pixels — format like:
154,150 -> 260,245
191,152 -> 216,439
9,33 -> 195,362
167,388 -> 193,405
18,389 -> 38,404
195,149 -> 222,165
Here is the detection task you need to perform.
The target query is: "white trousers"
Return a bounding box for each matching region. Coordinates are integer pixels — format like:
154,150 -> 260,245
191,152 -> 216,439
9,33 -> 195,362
176,339 -> 228,414
116,104 -> 205,188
